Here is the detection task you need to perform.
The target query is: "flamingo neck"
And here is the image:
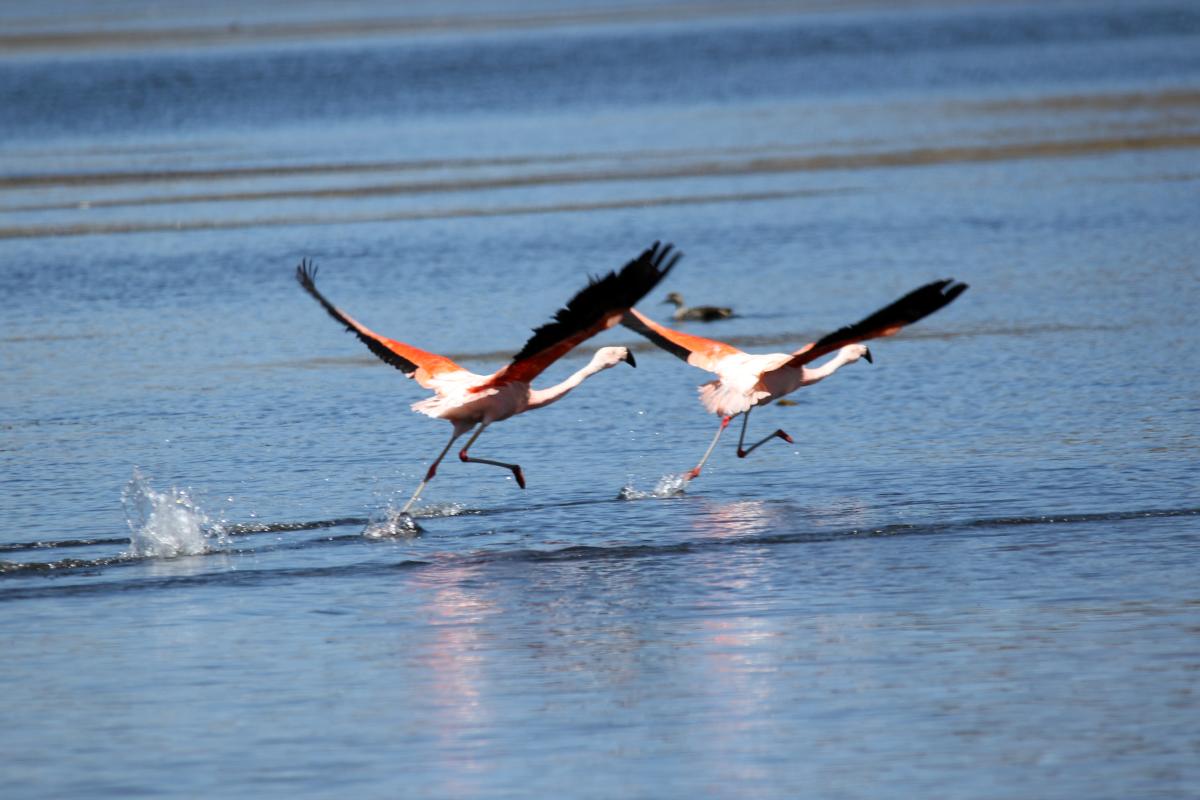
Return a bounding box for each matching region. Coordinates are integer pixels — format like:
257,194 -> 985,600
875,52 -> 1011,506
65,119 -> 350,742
526,353 -> 614,410
802,347 -> 857,385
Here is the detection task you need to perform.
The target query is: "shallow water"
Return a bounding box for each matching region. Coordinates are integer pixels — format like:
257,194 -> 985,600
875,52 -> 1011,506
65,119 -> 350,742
3,1 -> 1199,797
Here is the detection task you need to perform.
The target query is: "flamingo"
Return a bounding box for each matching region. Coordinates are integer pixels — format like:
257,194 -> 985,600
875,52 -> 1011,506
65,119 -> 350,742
622,278 -> 968,481
663,292 -> 733,321
296,242 -> 680,514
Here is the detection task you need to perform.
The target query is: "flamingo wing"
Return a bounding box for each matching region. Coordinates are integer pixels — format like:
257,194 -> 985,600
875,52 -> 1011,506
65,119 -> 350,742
296,260 -> 463,388
620,307 -> 743,373
480,241 -> 681,389
782,278 -> 968,369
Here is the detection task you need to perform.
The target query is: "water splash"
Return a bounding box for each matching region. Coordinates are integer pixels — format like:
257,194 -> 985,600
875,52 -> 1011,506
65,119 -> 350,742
364,509 -> 423,538
362,501 -> 469,538
420,502 -> 469,519
618,473 -> 690,500
121,469 -> 228,558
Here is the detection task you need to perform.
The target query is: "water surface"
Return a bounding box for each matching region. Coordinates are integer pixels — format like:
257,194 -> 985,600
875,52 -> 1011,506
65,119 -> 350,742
2,1 -> 1198,797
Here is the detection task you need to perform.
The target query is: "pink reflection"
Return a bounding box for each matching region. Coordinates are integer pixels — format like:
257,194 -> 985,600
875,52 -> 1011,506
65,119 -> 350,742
698,614 -> 782,784
694,498 -> 774,538
408,562 -> 501,794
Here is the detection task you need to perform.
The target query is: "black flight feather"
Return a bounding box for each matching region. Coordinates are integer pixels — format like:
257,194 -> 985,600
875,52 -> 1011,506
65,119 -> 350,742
811,278 -> 968,351
620,310 -> 694,363
295,260 -> 420,376
510,241 -> 681,363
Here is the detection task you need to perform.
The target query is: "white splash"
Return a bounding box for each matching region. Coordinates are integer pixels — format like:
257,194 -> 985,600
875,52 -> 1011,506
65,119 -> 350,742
618,473 -> 690,500
363,508 -> 423,538
121,469 -> 228,558
363,501 -> 470,538
419,502 -> 469,519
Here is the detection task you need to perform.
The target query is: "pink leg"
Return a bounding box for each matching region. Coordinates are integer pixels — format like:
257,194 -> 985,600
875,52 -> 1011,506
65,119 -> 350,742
458,424 -> 526,489
400,426 -> 468,514
735,408 -> 793,459
687,415 -> 731,481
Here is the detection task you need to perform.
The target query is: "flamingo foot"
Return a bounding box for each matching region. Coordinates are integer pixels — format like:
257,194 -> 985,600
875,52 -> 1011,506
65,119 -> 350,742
685,467 -> 701,481
513,466 -> 526,489
777,429 -> 794,444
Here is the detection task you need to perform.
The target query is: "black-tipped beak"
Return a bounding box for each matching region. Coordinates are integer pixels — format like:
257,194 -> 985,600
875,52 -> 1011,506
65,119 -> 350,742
623,350 -> 637,368
863,348 -> 873,364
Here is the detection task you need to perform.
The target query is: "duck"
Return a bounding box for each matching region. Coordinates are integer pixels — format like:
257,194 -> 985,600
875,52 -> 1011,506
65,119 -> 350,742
662,292 -> 733,322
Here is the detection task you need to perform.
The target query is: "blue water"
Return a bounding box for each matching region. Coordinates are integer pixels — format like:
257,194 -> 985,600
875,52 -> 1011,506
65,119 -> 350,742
2,1 -> 1199,797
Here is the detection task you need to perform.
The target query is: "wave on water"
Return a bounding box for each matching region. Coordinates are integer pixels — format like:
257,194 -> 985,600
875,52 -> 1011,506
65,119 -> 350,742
121,469 -> 228,558
2,504 -> 1198,588
618,473 -> 689,500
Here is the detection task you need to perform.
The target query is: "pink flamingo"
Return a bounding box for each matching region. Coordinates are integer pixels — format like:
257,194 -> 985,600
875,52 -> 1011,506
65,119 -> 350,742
622,278 -> 968,481
297,242 -> 680,513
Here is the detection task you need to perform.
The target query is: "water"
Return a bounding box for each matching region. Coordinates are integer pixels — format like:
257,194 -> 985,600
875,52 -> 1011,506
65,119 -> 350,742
3,0 -> 1199,796
120,469 -> 230,557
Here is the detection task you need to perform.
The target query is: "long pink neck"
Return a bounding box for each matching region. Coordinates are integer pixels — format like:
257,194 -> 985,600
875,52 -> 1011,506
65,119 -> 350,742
802,347 -> 858,385
527,354 -> 614,411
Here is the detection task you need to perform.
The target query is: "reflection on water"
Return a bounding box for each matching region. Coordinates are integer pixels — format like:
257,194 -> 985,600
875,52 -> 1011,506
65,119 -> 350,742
692,498 -> 777,538
409,563 -> 498,796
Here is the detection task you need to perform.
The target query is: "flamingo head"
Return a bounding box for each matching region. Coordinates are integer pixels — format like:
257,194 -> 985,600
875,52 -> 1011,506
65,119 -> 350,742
594,346 -> 637,369
846,344 -> 873,364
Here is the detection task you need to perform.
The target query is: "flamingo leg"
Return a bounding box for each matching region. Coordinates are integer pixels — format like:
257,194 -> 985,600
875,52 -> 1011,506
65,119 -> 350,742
687,415 -> 732,481
736,408 -> 794,459
458,423 -> 527,489
400,426 -> 468,514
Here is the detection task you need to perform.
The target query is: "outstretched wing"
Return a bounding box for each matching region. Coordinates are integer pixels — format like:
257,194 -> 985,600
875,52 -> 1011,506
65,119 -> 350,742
783,278 -> 968,369
296,260 -> 463,388
620,308 -> 742,373
479,241 -> 682,389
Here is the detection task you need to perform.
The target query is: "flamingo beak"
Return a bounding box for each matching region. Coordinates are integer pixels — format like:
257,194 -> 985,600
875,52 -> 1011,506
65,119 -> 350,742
623,350 -> 637,368
863,348 -> 874,364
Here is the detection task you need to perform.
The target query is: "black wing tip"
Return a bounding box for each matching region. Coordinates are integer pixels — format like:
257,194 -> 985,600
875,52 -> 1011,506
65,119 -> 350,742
294,258 -> 420,376
612,240 -> 682,309
627,240 -> 681,284
905,277 -> 969,316
811,277 -> 968,351
926,278 -> 969,313
943,279 -> 969,301
510,240 -> 682,362
295,259 -> 353,331
296,258 -> 319,293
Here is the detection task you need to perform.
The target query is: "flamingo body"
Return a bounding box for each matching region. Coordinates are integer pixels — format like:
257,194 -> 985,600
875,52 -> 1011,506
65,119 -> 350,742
623,279 -> 967,480
410,370 -> 523,423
